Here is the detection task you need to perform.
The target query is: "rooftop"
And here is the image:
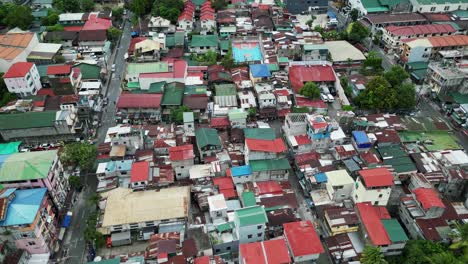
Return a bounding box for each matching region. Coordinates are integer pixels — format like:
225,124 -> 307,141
385,23 -> 456,36
3,62 -> 34,78
244,128 -> 276,140
249,64 -> 271,78
195,128 -> 222,148
0,33 -> 35,60
246,138 -> 287,153
413,188 -> 445,210
117,94 -> 162,109
169,145 -> 194,161
0,150 -> 57,182
0,188 -> 47,226
283,221 -> 324,256
239,239 -> 291,264
190,35 -> 219,47
289,65 -> 335,93
101,187 -> 190,227
358,167 -> 394,188
130,161 -> 149,183
324,41 -> 366,62
126,62 -> 169,75
249,158 -> 291,172
234,205 -> 268,227
325,170 -> 354,186
356,202 -> 392,246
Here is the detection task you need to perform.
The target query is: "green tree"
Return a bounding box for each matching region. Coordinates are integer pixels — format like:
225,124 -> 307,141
306,15 -> 316,28
350,8 -> 359,22
221,46 -> 235,69
211,0 -> 227,11
84,213 -> 105,248
449,223 -> 468,261
314,25 -> 324,35
46,24 -> 64,32
361,245 -> 387,264
299,82 -> 321,100
247,108 -> 257,119
390,240 -> 457,264
171,105 -> 192,123
112,7 -> 124,22
348,21 -> 369,44
4,5 -> 33,30
362,51 -> 383,74
87,193 -> 101,207
131,0 -> 152,17
41,10 -> 60,26
384,65 -> 409,87
68,175 -> 82,190
0,73 -> 16,107
55,55 -> 66,63
151,0 -> 184,23
81,0 -> 94,12
60,143 -> 97,171
193,50 -> 217,66
427,252 -> 463,264
107,27 -> 122,43
355,76 -> 396,110
54,0 -> 81,13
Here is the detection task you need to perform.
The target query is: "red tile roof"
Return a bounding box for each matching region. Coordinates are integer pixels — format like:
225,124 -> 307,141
386,24 -> 456,37
117,94 -> 162,109
283,221 -> 324,256
178,12 -> 193,22
47,64 -> 71,75
201,13 -> 215,21
210,116 -> 230,128
246,138 -> 287,153
289,65 -> 335,93
3,62 -> 33,78
413,188 -> 445,210
239,239 -> 291,264
428,35 -> 468,48
169,144 -> 194,161
131,161 -> 149,183
294,152 -> 320,166
359,167 -> 394,188
82,14 -> 112,31
296,97 -> 327,109
356,202 -> 391,246
256,181 -> 283,195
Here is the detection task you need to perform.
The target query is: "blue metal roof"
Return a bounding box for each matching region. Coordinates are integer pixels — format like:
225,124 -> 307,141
352,131 -> 370,145
231,165 -> 252,177
0,188 -> 47,226
61,214 -> 72,228
314,173 -> 328,183
249,64 -> 271,78
327,11 -> 337,19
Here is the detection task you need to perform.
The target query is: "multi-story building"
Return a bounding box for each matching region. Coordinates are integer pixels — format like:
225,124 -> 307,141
400,35 -> 468,64
325,170 -> 354,202
195,128 -> 223,159
284,0 -> 328,14
228,165 -> 252,184
228,109 -> 248,129
302,44 -> 328,61
0,150 -> 68,211
189,35 -> 219,53
426,61 -> 466,95
352,168 -> 394,206
3,62 -> 42,97
410,0 -> 468,13
356,202 -> 408,256
234,205 -> 268,244
321,207 -> 359,236
116,94 -> 163,122
283,221 -> 324,262
249,159 -> 291,182
169,144 -> 194,180
148,16 -> 174,34
239,239 -> 291,264
245,137 -> 287,162
306,115 -> 334,151
0,188 -> 57,254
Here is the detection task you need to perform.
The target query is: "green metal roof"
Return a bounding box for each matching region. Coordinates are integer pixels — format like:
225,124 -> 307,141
190,35 -> 219,48
185,85 -> 207,95
73,63 -> 101,79
87,258 -> 120,264
0,141 -> 21,155
450,92 -> 468,104
215,84 -> 236,96
382,219 -> 408,243
249,159 -> 291,172
127,82 -> 140,89
361,0 -> 389,13
383,156 -> 417,174
220,40 -> 230,51
243,128 -> 276,140
161,83 -> 184,106
192,0 -> 207,6
267,63 -> 279,72
0,111 -> 56,130
406,62 -> 428,70
0,150 -> 58,182
234,205 -> 268,227
242,191 -> 256,207
278,57 -> 289,63
452,10 -> 468,18
414,0 -> 465,4
228,109 -> 248,120
216,222 -> 234,232
377,145 -> 406,159
195,128 -> 222,148
130,82 -> 165,94
127,62 -> 168,75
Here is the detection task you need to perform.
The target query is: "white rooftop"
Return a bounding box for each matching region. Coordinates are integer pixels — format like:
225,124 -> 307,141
325,170 -> 354,186
208,194 -> 228,212
324,41 -> 366,62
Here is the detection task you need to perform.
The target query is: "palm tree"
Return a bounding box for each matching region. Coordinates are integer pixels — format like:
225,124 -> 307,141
426,252 -> 463,264
360,245 -> 387,264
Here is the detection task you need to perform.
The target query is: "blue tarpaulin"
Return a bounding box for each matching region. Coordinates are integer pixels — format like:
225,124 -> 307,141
230,165 -> 252,177
314,173 -> 328,183
352,131 -> 371,148
61,214 -> 72,228
327,11 -> 337,19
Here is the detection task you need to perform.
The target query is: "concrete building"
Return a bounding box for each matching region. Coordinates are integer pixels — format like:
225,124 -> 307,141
283,221 -> 324,262
234,205 -> 268,244
228,165 -> 252,184
249,159 -> 291,182
410,0 -> 468,13
302,44 -> 328,62
116,94 -> 163,122
239,239 -> 291,264
189,35 -> 218,53
169,144 -> 194,180
130,161 -> 149,190
325,170 -> 354,202
3,62 -> 42,97
195,128 -> 223,159
0,32 -> 39,73
228,109 -> 248,129
214,84 -> 238,108
352,168 -> 394,206
245,138 -> 287,162
401,35 -> 468,64
208,194 -> 228,221
426,61 -> 466,95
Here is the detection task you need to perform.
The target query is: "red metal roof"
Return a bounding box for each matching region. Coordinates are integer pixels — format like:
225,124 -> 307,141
356,202 -> 391,246
296,97 -> 327,109
386,24 -> 455,37
283,221 -> 324,256
3,62 -> 33,78
245,138 -> 287,153
130,161 -> 149,183
273,89 -> 290,96
239,239 -> 291,264
139,60 -> 187,79
194,256 -> 209,264
360,151 -> 381,165
36,88 -> 55,96
82,14 -> 112,31
47,64 -> 71,75
428,35 -> 468,48
256,181 -> 283,195
289,65 -> 335,93
127,37 -> 147,55
117,94 -> 162,109
63,26 -> 83,31
359,167 -> 394,188
169,144 -> 194,161
413,188 -> 445,210
295,152 -> 320,166
201,13 -> 215,21
213,177 -> 237,199
210,117 -> 230,128
294,135 -> 311,145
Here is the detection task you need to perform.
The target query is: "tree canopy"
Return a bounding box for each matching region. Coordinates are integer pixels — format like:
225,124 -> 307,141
54,0 -> 81,13
171,105 -> 192,123
112,7 -> 125,22
107,27 -> 122,43
60,143 -> 97,171
299,82 -> 321,100
211,0 -> 228,11
389,239 -> 465,264
361,245 -> 387,264
0,4 -> 33,30
80,0 -> 94,12
0,73 -> 16,107
348,21 -> 369,44
362,51 -> 383,74
151,0 -> 184,23
350,8 -> 359,22
221,46 -> 235,69
192,50 -> 218,66
41,10 -> 60,26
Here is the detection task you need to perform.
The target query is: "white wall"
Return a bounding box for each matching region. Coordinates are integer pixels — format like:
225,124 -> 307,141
411,0 -> 468,13
352,177 -> 392,206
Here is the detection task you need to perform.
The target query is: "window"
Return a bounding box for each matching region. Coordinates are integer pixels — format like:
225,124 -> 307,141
444,6 -> 449,11
28,241 -> 36,246
180,166 -> 184,169
430,7 -> 436,12
257,225 -> 262,229
215,249 -> 220,253
247,234 -> 253,239
257,233 -> 262,237
374,201 -> 379,205
378,194 -> 383,198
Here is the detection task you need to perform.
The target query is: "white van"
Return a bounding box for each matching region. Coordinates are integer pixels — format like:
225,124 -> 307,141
327,94 -> 335,102
320,93 -> 329,102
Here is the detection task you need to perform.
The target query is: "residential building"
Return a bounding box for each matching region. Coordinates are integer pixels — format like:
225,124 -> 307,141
401,35 -> 468,63
0,111 -> 78,143
227,165 -> 252,184
348,0 -> 411,16
245,138 -> 287,162
289,65 -> 336,94
130,161 -> 149,190
125,61 -> 169,83
138,60 -> 187,89
78,30 -> 107,49
228,109 -> 248,129
302,44 -> 328,61
0,188 -> 57,255
382,24 -> 456,53
169,145 -> 194,180
239,239 -> 291,264
234,205 -> 268,244
195,128 -> 223,159
0,32 -> 39,73
100,186 -> 190,233
148,16 -> 175,34
426,61 -> 466,95
362,13 -> 428,34
249,159 -> 291,182
325,170 -> 354,202
0,150 -> 68,211
116,94 -> 163,122
189,35 -> 218,53
321,207 -> 359,236
249,64 -> 271,85
352,168 -> 394,206
3,62 -> 42,97
352,131 -> 372,152
214,84 -> 237,107
306,115 -> 335,151
200,2 -> 216,33
177,1 -> 195,31
238,90 -> 257,110
356,202 -> 408,255
324,41 -> 366,71
283,221 -> 324,262
208,194 -> 228,221
183,112 -> 195,136
44,31 -> 78,48
410,0 -> 468,13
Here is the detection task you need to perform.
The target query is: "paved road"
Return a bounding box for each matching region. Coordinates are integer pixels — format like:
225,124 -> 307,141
60,16 -> 133,264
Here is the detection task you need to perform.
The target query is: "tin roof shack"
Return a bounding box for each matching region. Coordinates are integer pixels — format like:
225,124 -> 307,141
99,187 -> 190,234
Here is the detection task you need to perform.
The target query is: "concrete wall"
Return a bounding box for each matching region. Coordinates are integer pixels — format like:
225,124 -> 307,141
352,178 -> 392,206
411,0 -> 468,13
236,224 -> 265,244
173,159 -> 194,180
